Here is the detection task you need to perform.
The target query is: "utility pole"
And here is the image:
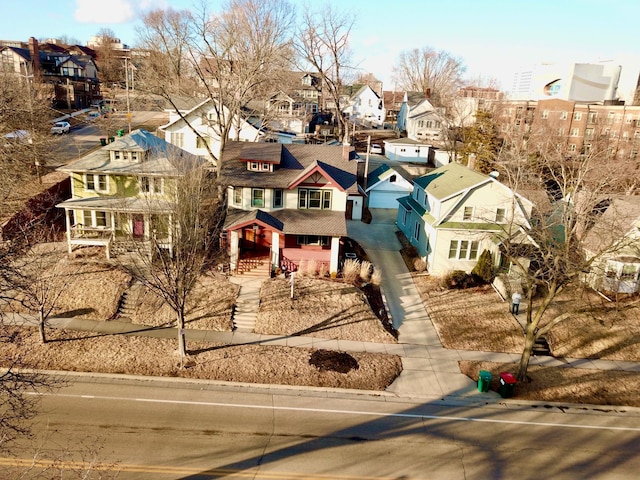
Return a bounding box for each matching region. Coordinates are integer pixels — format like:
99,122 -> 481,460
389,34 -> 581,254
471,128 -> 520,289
124,56 -> 131,133
363,135 -> 371,190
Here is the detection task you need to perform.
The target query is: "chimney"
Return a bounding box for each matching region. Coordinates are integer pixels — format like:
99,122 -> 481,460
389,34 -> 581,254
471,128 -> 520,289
468,153 -> 476,171
28,37 -> 40,80
425,88 -> 431,99
342,131 -> 350,161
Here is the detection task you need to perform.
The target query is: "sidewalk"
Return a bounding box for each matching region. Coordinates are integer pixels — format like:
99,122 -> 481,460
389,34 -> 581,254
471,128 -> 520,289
5,308 -> 639,405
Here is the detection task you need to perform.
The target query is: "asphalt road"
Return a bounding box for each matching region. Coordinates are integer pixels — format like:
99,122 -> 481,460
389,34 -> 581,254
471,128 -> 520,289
3,376 -> 640,479
47,111 -> 167,168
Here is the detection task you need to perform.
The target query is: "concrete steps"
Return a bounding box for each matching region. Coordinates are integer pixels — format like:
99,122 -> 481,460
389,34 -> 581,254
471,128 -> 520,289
115,280 -> 143,321
229,278 -> 264,332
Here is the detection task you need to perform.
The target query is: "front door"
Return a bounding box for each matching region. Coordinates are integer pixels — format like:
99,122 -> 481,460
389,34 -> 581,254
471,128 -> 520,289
133,214 -> 144,239
346,200 -> 353,220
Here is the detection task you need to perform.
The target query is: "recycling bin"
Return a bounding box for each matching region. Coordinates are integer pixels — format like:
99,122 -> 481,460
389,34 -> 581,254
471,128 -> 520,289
477,370 -> 492,392
100,138 -> 107,146
499,372 -> 517,398
117,129 -> 125,137
108,136 -> 115,143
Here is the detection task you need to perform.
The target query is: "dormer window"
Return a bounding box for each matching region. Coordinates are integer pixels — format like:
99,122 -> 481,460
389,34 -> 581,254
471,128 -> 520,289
248,162 -> 272,172
113,151 -> 121,161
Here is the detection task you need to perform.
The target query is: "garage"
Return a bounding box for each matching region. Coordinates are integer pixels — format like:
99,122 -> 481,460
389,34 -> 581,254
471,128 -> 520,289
368,190 -> 405,209
366,164 -> 414,209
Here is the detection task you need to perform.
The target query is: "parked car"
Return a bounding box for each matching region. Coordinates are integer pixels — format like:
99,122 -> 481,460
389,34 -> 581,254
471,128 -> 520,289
85,111 -> 101,122
370,144 -> 383,154
2,130 -> 32,148
51,121 -> 71,134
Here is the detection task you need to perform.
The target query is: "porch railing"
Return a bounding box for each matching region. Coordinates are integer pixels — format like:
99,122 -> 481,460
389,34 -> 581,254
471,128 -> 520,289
69,224 -> 112,240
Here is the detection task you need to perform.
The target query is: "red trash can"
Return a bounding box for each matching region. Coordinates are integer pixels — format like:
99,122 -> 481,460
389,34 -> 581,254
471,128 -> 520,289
499,372 -> 517,398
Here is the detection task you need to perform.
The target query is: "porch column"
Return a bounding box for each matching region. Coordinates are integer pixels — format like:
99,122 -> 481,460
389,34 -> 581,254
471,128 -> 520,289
330,236 -> 340,274
230,230 -> 239,270
271,231 -> 280,270
65,209 -> 72,254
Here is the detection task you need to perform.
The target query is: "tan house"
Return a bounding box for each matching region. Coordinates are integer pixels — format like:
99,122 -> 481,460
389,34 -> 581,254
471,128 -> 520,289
220,141 -> 363,275
397,162 -> 533,275
56,129 -> 208,259
583,196 -> 640,294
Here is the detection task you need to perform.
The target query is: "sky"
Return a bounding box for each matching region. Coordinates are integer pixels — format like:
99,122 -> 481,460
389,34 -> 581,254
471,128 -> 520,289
3,0 -> 640,98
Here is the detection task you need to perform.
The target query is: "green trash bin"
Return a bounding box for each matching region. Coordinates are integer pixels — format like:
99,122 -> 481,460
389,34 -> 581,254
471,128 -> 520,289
117,129 -> 125,137
477,370 -> 492,392
99,138 -> 107,146
499,372 -> 517,398
108,136 -> 115,143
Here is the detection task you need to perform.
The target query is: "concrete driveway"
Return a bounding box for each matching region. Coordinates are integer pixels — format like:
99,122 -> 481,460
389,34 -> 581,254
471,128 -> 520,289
347,209 -> 437,344
347,210 -> 476,397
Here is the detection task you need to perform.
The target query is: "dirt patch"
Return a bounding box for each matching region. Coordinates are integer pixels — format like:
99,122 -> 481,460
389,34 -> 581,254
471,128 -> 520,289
310,350 -> 359,374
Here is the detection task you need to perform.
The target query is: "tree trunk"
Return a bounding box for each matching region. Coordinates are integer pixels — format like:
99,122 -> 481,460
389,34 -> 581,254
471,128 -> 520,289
517,322 -> 536,381
177,311 -> 186,367
38,308 -> 47,344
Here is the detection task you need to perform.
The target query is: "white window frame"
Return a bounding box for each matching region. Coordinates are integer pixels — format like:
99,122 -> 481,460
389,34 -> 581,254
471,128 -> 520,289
463,206 -> 474,221
273,188 -> 283,208
496,208 -> 506,223
233,187 -> 242,205
140,176 -> 164,195
251,188 -> 264,207
298,188 -> 330,210
448,240 -> 480,260
170,132 -> 185,148
85,173 -> 108,193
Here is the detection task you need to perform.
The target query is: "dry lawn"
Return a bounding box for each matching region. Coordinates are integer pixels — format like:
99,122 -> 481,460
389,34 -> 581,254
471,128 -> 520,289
127,273 -> 237,331
256,277 -> 396,343
2,248 -> 401,391
414,273 -> 640,407
460,360 -> 640,408
4,327 -> 401,390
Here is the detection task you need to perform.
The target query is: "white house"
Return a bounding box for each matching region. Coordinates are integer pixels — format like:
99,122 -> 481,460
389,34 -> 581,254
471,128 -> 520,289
583,196 -> 640,294
160,98 -> 263,165
343,85 -> 385,128
396,162 -> 533,276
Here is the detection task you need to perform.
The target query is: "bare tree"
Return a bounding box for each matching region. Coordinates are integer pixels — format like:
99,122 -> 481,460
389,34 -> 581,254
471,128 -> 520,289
92,28 -> 126,87
495,120 -> 639,380
0,70 -> 54,186
0,238 -> 59,449
136,0 -> 295,166
120,164 -> 222,365
392,46 -> 466,108
294,3 -> 356,139
2,236 -> 68,344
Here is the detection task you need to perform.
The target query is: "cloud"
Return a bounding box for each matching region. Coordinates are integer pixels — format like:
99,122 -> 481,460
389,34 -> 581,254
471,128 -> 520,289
74,0 -> 135,24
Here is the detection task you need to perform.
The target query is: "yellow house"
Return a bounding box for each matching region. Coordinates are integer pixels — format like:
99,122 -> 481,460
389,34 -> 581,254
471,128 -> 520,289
56,129 -> 207,258
397,162 -> 534,276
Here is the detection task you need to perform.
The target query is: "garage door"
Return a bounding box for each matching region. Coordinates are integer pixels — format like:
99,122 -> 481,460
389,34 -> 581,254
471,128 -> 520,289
369,191 -> 403,209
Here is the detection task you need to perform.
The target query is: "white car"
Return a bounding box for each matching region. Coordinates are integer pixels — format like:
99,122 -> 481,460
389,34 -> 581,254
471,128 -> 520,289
51,121 -> 71,134
370,144 -> 383,154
